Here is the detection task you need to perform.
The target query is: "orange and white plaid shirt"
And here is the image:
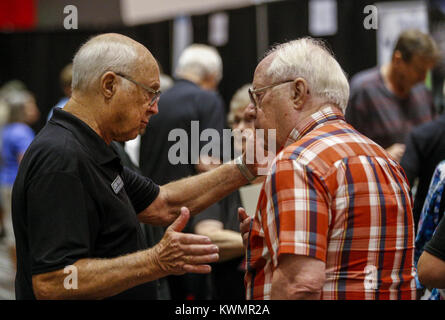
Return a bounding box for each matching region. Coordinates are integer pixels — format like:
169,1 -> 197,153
245,106 -> 416,300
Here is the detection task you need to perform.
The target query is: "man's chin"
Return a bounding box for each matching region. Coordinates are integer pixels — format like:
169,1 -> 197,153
115,130 -> 139,142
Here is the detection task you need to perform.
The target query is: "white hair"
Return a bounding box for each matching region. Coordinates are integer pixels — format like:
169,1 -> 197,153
72,35 -> 139,91
175,44 -> 223,82
266,38 -> 350,112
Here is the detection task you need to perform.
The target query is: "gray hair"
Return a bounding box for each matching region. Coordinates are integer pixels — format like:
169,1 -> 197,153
175,44 -> 223,82
4,90 -> 33,123
265,38 -> 350,112
72,35 -> 139,91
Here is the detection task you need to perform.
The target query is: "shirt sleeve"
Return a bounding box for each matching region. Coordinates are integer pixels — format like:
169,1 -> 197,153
121,167 -> 160,214
26,172 -> 92,275
424,216 -> 445,262
13,126 -> 34,156
267,159 -> 330,264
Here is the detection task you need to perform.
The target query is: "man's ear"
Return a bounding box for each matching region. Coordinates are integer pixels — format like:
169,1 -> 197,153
101,71 -> 118,99
292,78 -> 309,110
392,50 -> 405,67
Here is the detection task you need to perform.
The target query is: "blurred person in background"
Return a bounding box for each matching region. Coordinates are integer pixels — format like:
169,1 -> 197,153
346,29 -> 439,162
400,109 -> 445,233
139,43 -> 226,300
0,100 -> 6,239
47,63 -> 72,121
417,210 -> 445,299
228,84 -> 255,153
0,82 -> 20,241
399,41 -> 445,231
412,160 -> 445,300
192,84 -> 254,300
0,89 -> 40,266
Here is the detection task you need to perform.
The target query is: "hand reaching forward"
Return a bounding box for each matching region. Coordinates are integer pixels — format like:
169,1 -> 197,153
149,207 -> 219,276
238,207 -> 252,249
386,143 -> 406,162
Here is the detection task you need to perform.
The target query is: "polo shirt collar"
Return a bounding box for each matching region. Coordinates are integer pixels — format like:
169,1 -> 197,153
284,105 -> 345,148
50,108 -> 121,165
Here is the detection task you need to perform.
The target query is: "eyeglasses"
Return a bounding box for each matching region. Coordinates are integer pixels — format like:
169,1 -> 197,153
248,80 -> 294,107
115,72 -> 161,107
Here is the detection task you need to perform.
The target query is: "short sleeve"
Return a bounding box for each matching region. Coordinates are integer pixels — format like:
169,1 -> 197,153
26,172 -> 91,275
13,126 -> 34,156
269,160 -> 330,264
424,216 -> 445,262
121,167 -> 160,214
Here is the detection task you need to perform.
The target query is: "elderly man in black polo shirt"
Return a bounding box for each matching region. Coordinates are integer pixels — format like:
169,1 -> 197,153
12,33 -> 258,300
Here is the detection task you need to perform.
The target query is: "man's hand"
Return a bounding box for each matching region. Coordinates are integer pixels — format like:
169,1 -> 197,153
271,254 -> 326,300
240,105 -> 276,178
149,207 -> 219,276
386,143 -> 406,162
32,207 -> 218,300
238,207 -> 252,249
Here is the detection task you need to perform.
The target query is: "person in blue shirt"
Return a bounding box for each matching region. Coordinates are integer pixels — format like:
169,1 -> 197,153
414,161 -> 445,300
0,89 -> 40,265
47,63 -> 72,121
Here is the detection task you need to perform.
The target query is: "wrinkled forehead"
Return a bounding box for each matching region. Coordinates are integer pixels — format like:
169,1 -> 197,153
253,53 -> 276,87
136,45 -> 158,70
134,48 -> 160,84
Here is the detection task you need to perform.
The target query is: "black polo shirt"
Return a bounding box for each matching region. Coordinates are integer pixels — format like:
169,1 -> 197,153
400,113 -> 445,231
12,108 -> 160,300
425,215 -> 445,262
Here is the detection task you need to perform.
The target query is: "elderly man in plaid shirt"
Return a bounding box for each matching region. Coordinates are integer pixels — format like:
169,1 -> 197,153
238,38 -> 416,300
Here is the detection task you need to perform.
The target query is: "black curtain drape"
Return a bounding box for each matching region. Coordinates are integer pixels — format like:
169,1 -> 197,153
190,0 -> 385,109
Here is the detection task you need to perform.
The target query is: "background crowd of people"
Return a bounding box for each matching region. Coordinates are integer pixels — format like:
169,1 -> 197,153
1,0 -> 445,302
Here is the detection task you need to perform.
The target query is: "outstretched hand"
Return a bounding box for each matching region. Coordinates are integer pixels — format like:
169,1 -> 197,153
151,207 -> 219,275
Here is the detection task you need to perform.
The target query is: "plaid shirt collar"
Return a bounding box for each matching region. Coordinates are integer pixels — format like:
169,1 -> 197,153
284,105 -> 345,148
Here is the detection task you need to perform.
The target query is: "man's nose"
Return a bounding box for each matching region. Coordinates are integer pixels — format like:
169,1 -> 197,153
149,100 -> 159,114
244,103 -> 257,122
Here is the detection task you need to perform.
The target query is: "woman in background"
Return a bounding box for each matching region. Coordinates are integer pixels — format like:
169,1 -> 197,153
0,89 -> 40,266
